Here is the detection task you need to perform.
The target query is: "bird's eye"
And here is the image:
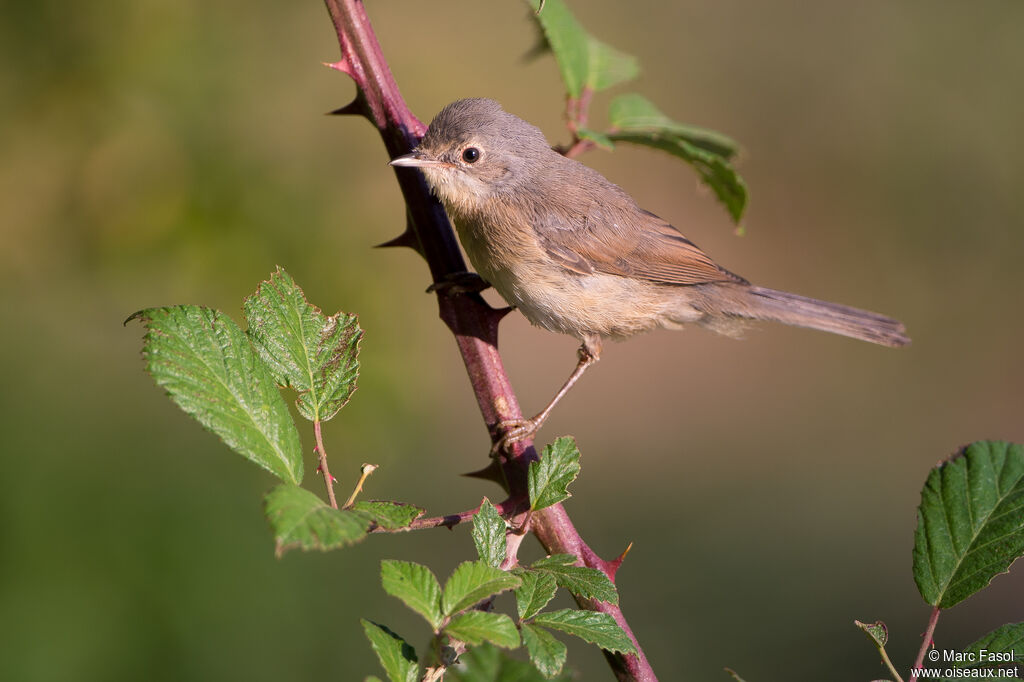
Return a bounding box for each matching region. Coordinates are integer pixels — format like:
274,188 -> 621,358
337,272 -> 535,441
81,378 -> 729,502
461,147 -> 480,163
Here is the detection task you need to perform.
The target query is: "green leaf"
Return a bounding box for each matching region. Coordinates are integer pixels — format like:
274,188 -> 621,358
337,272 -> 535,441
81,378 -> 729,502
953,623 -> 1024,669
515,571 -> 558,621
351,501 -> 425,530
521,624 -> 568,679
575,127 -> 614,150
442,561 -> 521,618
530,554 -> 576,568
913,441 -> 1024,608
609,93 -> 739,158
529,558 -> 618,605
445,611 -> 520,649
606,93 -> 747,223
529,437 -> 582,511
472,499 -> 507,568
854,619 -> 888,648
244,267 -> 362,423
527,0 -> 638,97
264,484 -> 372,556
609,129 -> 747,223
134,305 -> 303,483
531,609 -> 636,654
361,619 -> 418,682
381,560 -> 443,631
448,644 -> 573,682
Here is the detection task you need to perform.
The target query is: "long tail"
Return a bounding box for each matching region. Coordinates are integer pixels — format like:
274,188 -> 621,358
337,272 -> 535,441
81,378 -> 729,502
742,286 -> 910,347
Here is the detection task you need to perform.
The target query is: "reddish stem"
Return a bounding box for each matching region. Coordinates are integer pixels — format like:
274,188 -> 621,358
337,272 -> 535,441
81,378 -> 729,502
369,497 -> 527,533
910,606 -> 941,679
313,419 -> 338,508
321,1 -> 655,678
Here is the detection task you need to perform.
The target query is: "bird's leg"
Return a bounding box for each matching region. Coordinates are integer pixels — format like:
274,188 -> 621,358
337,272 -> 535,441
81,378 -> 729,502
492,336 -> 602,455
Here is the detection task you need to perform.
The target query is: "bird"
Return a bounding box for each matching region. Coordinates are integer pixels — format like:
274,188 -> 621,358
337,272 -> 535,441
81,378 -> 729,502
390,98 -> 909,450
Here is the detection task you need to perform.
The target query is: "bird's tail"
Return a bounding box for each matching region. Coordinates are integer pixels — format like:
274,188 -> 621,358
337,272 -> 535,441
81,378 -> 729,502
740,286 -> 910,347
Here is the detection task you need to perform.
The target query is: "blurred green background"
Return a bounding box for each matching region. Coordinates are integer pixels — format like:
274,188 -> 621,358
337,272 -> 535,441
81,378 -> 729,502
1,0 -> 1022,679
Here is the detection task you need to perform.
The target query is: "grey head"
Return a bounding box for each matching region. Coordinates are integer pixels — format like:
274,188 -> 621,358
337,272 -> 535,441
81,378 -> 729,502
390,98 -> 557,214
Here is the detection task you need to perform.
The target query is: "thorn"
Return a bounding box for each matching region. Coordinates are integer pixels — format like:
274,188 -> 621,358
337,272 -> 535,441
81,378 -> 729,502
323,59 -> 353,76
462,459 -> 505,485
374,228 -> 420,251
492,305 -> 516,321
607,541 -> 633,579
315,464 -> 337,484
327,99 -> 363,116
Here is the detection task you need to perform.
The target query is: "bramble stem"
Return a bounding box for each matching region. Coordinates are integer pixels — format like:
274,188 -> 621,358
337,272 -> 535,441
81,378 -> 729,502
313,420 -> 338,508
910,606 -> 941,679
369,498 -> 526,534
321,1 -> 655,678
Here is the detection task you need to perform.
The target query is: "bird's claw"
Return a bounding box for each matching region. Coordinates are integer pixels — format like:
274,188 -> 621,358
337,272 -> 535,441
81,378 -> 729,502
490,418 -> 540,456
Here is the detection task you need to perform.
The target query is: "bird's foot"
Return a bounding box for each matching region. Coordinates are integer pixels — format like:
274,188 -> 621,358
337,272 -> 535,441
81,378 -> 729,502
490,417 -> 542,456
426,271 -> 490,296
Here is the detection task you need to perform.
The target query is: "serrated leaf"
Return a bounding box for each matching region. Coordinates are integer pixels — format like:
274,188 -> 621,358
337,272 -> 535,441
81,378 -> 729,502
361,619 -> 418,682
448,644 -> 573,682
445,611 -> 520,649
472,499 -> 507,568
351,501 -> 425,530
609,93 -> 739,158
854,619 -> 888,648
529,437 -> 582,511
531,609 -> 636,654
381,560 -> 443,631
530,554 -> 576,568
529,558 -> 618,605
135,305 -> 303,483
442,562 -> 521,617
244,267 -> 362,422
521,624 -> 568,679
913,441 -> 1024,608
264,484 -> 371,556
515,571 -> 558,621
609,129 -> 747,223
528,0 -> 638,97
953,623 -> 1024,669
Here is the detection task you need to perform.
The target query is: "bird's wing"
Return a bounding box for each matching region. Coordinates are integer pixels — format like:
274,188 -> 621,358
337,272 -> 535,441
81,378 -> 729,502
533,202 -> 747,286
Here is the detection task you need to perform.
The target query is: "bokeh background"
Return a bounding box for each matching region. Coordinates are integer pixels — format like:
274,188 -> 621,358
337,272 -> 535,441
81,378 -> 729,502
2,0 -> 1022,679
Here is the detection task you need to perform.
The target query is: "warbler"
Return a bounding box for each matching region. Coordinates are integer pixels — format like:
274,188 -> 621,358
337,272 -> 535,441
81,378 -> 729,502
391,98 -> 909,447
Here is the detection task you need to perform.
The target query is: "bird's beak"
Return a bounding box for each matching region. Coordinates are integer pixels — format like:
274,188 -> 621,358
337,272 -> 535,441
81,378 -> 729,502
389,151 -> 448,168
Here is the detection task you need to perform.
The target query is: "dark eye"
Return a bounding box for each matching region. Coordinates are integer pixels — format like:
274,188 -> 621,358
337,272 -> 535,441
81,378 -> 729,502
461,147 -> 480,163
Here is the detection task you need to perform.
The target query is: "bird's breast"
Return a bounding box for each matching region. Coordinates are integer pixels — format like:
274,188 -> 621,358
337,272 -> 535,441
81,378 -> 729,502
450,208 -> 681,340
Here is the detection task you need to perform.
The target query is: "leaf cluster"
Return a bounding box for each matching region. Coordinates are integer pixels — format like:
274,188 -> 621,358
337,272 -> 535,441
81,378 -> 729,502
851,441 -> 1024,682
134,267 -> 425,554
366,477 -> 634,682
529,0 -> 747,223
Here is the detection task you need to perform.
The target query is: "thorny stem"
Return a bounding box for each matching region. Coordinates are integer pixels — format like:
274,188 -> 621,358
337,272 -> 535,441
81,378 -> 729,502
369,497 -> 527,534
910,606 -> 941,680
321,1 -> 655,679
313,420 -> 337,508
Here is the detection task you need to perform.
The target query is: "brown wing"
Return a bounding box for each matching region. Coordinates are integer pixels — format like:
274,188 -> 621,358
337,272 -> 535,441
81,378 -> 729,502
533,202 -> 747,287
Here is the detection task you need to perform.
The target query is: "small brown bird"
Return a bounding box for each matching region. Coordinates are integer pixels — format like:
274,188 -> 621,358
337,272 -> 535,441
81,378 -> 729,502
392,98 -> 909,448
